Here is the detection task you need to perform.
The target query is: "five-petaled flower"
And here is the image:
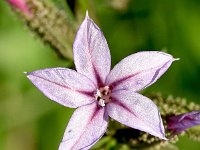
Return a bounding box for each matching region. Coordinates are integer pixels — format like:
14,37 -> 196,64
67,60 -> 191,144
26,12 -> 177,149
167,111 -> 200,133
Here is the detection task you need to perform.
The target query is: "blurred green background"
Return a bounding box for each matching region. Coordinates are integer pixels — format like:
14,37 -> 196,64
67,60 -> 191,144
1,0 -> 200,149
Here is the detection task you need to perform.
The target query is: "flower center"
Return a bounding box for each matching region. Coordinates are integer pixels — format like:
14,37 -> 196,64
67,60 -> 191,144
95,86 -> 111,107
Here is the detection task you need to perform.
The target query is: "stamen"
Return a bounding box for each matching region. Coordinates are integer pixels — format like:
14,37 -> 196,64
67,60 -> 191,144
98,99 -> 105,107
95,89 -> 101,98
95,86 -> 111,107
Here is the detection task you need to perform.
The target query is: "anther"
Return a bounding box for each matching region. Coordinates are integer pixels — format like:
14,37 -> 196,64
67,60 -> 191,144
95,86 -> 111,107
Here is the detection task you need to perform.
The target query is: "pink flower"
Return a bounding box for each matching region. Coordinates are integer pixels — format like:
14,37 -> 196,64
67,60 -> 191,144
26,12 -> 177,149
167,111 -> 200,133
7,0 -> 31,16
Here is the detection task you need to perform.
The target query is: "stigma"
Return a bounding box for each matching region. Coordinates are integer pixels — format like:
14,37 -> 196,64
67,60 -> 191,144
95,86 -> 111,107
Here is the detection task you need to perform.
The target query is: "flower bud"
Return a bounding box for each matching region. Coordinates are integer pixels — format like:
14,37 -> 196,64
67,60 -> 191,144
167,111 -> 200,133
7,0 -> 31,16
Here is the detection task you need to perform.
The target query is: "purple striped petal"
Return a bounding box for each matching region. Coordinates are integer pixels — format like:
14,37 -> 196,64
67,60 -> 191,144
106,51 -> 176,92
26,68 -> 96,108
107,90 -> 166,139
167,111 -> 200,133
59,103 -> 108,150
73,12 -> 111,86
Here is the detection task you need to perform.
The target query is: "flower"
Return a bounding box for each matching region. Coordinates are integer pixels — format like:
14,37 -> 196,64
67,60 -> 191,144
26,12 -> 177,149
7,0 -> 31,16
167,111 -> 200,133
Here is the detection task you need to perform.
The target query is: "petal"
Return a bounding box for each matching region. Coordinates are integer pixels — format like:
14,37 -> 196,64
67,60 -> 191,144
59,103 -> 108,150
106,51 -> 176,92
107,90 -> 166,139
26,68 -> 96,108
167,111 -> 200,133
73,12 -> 111,86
